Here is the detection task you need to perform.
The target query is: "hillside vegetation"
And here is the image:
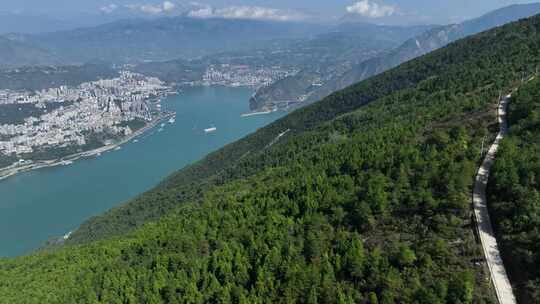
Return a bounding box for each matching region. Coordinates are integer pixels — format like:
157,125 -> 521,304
0,12 -> 540,304
488,77 -> 540,303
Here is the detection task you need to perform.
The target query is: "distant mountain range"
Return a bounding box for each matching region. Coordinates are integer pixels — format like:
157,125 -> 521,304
133,22 -> 434,87
250,3 -> 540,110
0,36 -> 60,68
0,17 -> 432,89
2,2 -> 540,95
2,17 -> 327,65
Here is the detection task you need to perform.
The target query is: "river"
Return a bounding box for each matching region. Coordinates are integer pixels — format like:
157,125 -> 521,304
0,86 -> 285,257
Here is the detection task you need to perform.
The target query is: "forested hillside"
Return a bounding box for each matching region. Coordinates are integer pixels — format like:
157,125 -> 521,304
0,11 -> 539,304
488,77 -> 540,303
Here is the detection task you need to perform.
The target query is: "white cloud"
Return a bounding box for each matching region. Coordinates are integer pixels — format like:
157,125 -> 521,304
188,5 -> 306,21
100,4 -> 119,14
346,0 -> 396,18
188,6 -> 214,18
162,1 -> 176,12
126,1 -> 177,15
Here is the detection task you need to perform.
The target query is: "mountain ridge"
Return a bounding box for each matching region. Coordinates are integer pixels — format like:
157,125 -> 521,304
250,2 -> 540,110
0,36 -> 59,68
5,17 -> 328,64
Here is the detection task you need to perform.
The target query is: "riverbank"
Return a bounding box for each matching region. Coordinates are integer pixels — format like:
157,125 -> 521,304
0,86 -> 282,257
0,112 -> 174,182
240,109 -> 276,117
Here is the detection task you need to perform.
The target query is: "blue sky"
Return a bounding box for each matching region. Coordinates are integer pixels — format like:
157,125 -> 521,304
2,0 -> 539,24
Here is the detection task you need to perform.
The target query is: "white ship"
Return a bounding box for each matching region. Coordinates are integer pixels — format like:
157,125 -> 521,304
169,117 -> 176,124
204,127 -> 217,133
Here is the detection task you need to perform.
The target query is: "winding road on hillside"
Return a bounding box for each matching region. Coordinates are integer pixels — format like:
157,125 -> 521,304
473,94 -> 516,304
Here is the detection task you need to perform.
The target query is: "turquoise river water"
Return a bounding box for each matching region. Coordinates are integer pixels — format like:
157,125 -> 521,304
0,86 -> 284,257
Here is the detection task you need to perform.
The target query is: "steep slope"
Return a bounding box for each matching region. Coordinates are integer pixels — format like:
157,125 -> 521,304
462,2 -> 540,36
0,12 -> 538,304
247,23 -> 435,110
67,11 -> 540,248
488,78 -> 540,304
305,2 -> 540,105
331,22 -> 434,44
250,2 -> 540,110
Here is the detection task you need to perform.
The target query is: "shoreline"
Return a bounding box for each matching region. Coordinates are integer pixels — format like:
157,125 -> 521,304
0,112 -> 174,182
240,109 -> 274,117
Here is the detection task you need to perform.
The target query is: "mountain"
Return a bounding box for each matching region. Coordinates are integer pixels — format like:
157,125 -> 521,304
0,17 -> 432,86
250,2 -> 540,110
0,36 -> 59,68
0,10 -> 539,303
244,22 -> 435,110
461,2 -> 540,36
10,17 -> 327,64
133,23 -> 433,86
331,22 -> 434,44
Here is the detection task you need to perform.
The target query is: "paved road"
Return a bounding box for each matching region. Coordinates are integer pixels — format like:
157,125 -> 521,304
473,94 -> 516,304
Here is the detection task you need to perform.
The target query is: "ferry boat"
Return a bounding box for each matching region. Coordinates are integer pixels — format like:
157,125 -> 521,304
204,127 -> 217,133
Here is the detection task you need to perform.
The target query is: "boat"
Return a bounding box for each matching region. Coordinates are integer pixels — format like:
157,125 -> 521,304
133,139 -> 139,143
114,146 -> 122,151
169,117 -> 176,124
204,127 -> 217,133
